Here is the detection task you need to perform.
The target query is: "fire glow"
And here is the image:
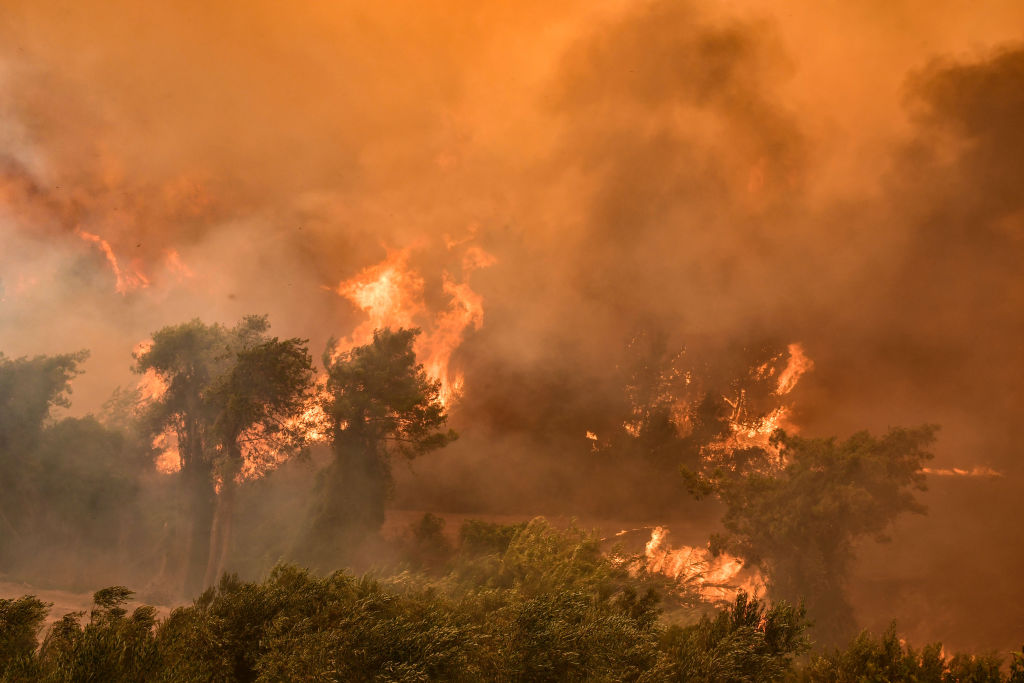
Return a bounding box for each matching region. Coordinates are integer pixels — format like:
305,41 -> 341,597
642,526 -> 765,603
76,229 -> 149,295
328,245 -> 494,407
714,343 -> 813,461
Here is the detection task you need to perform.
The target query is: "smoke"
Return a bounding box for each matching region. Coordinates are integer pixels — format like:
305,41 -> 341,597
1,0 -> 1022,650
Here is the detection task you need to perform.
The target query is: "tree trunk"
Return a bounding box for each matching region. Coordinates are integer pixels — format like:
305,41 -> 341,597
203,445 -> 242,589
202,478 -> 235,589
182,458 -> 216,597
302,434 -> 388,569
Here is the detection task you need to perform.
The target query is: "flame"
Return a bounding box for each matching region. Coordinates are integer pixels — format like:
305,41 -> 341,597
643,526 -> 765,602
923,466 -> 1002,478
328,244 -> 493,407
132,341 -> 169,403
152,430 -> 182,474
75,228 -> 149,294
164,249 -> 194,280
330,248 -> 424,348
775,343 -> 813,396
137,369 -> 168,403
237,381 -> 333,481
707,343 -> 813,463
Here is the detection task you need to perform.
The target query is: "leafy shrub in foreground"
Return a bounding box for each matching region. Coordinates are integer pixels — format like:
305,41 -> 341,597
5,517 -> 1021,682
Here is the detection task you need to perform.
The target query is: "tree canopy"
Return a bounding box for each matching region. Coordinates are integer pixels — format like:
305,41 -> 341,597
694,426 -> 937,642
134,315 -> 316,595
305,328 -> 457,567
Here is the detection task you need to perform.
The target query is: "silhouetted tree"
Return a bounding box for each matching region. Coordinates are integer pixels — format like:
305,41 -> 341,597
0,350 -> 87,569
135,315 -> 315,595
692,426 -> 937,643
305,328 -> 456,567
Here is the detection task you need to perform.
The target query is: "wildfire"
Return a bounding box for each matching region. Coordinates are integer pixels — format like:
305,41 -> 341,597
775,343 -> 813,396
328,244 -> 493,407
714,343 -> 813,461
238,382 -> 333,481
76,228 -> 149,294
133,341 -> 169,403
164,249 -> 194,280
923,466 -> 1002,478
152,431 -> 182,474
642,526 -> 765,602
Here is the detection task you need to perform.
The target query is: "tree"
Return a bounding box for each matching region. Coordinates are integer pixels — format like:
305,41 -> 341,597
692,426 -> 937,643
305,328 -> 456,567
201,336 -> 316,586
0,350 -> 88,569
135,315 -> 315,595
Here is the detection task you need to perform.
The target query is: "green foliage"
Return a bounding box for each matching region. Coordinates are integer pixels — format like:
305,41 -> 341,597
459,519 -> 527,555
0,350 -> 145,581
135,315 -> 315,594
204,335 -> 317,476
647,593 -> 809,682
36,587 -> 159,682
802,623 -> 1013,683
400,512 -> 454,571
0,350 -> 89,555
135,314 -> 315,477
0,350 -> 88,454
324,327 -> 457,461
0,595 -> 49,680
6,537 -> 1022,682
306,328 -> 457,566
443,518 -> 640,607
695,426 -> 937,642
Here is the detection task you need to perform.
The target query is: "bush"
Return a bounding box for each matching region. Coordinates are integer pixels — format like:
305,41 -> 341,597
802,624 -> 1014,683
0,595 -> 48,681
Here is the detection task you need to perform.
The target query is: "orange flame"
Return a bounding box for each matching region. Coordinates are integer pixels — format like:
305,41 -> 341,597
775,343 -> 813,396
133,341 -> 169,403
237,381 -> 333,481
923,466 -> 1002,478
164,249 -> 194,280
152,431 -> 182,474
706,343 -> 813,463
328,245 -> 493,407
76,228 -> 149,294
643,526 -> 765,602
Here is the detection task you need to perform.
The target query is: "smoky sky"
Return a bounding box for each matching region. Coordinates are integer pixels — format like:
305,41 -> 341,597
1,0 -> 1023,650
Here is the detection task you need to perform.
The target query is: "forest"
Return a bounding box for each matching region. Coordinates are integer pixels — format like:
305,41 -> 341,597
2,0 -> 1024,680
1,322 -> 1022,681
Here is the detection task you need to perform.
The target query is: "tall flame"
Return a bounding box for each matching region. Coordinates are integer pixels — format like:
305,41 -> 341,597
775,343 -> 813,396
76,228 -> 149,294
328,245 -> 493,407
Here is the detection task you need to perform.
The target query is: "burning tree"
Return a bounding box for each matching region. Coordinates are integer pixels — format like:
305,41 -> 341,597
304,327 -> 457,567
134,315 -> 317,595
691,426 -> 938,643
